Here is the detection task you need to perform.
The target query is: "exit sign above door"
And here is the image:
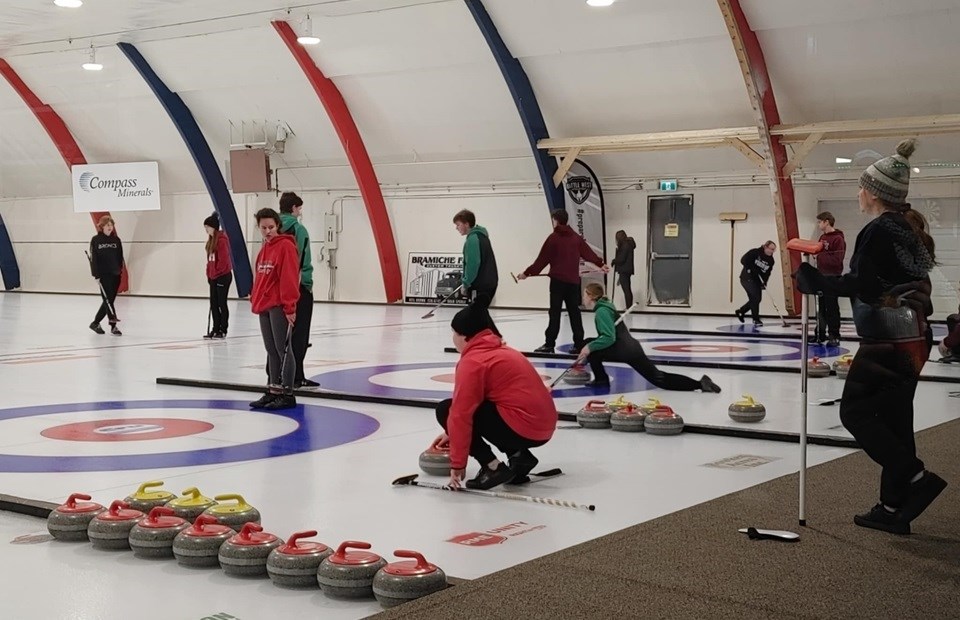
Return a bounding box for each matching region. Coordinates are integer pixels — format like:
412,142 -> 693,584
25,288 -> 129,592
659,179 -> 678,191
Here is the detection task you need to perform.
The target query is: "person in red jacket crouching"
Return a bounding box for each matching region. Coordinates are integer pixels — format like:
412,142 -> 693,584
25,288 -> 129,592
249,208 -> 301,411
433,307 -> 558,490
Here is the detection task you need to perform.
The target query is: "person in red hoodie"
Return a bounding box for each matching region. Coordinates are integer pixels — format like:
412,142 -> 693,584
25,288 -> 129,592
518,209 -> 609,353
815,211 -> 847,346
203,213 -> 232,339
432,306 -> 558,490
249,208 -> 301,411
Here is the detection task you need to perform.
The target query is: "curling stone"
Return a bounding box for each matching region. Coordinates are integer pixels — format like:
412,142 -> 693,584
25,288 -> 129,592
807,356 -> 831,378
128,506 -> 189,559
47,493 -> 105,542
728,394 -> 766,423
165,487 -> 217,522
373,550 -> 448,609
202,494 -> 261,530
576,399 -> 612,429
123,481 -> 176,513
610,404 -> 645,433
172,514 -> 236,568
644,405 -> 684,436
87,500 -> 144,550
563,364 -> 592,385
607,395 -> 635,412
317,541 -> 387,599
267,531 -> 332,588
218,522 -> 281,577
418,444 -> 450,477
833,354 -> 853,380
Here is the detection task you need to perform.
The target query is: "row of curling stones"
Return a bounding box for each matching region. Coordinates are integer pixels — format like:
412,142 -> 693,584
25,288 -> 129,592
577,397 -> 684,435
123,481 -> 262,528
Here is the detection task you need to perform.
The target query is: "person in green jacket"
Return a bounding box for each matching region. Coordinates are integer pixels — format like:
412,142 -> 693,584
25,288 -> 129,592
279,192 -> 317,388
454,209 -> 501,336
575,283 -> 721,393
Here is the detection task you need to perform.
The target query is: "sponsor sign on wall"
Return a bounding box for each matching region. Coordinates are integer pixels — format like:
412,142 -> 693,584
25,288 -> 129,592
404,252 -> 470,305
72,161 -> 161,213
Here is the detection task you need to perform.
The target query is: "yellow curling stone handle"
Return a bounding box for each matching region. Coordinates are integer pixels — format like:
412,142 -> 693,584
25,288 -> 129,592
133,481 -> 174,500
209,494 -> 252,514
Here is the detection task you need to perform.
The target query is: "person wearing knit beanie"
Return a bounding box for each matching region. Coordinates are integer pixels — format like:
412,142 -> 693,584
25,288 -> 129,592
203,211 -> 232,339
794,138 -> 945,535
203,213 -> 220,230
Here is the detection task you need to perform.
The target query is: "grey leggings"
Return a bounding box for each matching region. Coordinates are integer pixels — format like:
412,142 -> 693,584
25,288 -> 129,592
259,307 -> 295,392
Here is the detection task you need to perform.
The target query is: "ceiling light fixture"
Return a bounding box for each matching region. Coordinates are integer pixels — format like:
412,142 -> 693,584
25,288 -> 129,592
54,0 -> 83,7
587,0 -> 616,6
297,14 -> 320,45
835,156 -> 852,164
82,46 -> 103,71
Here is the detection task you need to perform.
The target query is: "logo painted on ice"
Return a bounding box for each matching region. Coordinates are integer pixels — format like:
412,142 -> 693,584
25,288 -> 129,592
447,521 -> 546,547
93,424 -> 165,435
565,176 -> 593,205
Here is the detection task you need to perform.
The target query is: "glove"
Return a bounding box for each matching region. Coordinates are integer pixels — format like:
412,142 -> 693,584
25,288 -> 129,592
794,262 -> 824,295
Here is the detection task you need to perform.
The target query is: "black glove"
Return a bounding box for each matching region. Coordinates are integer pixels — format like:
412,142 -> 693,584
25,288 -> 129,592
793,262 -> 824,295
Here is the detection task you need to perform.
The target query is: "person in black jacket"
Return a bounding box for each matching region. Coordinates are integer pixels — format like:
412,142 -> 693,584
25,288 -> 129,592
795,139 -> 945,535
610,230 -> 636,309
735,241 -> 776,326
454,209 -> 500,336
88,215 -> 124,336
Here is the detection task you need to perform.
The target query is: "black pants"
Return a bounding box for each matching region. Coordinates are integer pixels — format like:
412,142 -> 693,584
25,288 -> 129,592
947,314 -> 960,354
817,292 -> 841,340
292,285 -> 314,384
545,279 -> 584,348
617,273 -> 633,309
469,288 -> 501,337
839,340 -> 930,508
737,276 -> 763,322
208,273 -> 232,334
435,398 -> 545,468
94,273 -> 121,324
585,337 -> 701,391
260,307 -> 295,391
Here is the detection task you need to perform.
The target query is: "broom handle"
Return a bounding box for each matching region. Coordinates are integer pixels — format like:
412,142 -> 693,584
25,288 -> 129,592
729,221 -> 735,303
411,478 -> 594,511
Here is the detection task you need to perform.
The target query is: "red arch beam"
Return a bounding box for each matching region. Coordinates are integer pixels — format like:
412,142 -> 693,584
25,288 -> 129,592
272,20 -> 403,303
0,59 -> 129,292
716,0 -> 800,314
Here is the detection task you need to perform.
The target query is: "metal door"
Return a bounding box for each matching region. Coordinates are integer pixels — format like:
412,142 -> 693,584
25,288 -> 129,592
647,195 -> 693,306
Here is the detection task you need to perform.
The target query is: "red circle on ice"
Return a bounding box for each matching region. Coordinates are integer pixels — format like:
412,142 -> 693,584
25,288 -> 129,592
652,344 -> 749,353
430,372 -> 551,384
41,418 -> 214,442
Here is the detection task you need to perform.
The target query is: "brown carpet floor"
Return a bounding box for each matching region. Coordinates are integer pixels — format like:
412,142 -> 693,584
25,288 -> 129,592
375,419 -> 960,619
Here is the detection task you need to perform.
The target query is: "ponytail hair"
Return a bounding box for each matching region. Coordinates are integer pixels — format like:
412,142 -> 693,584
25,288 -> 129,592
899,205 -> 936,262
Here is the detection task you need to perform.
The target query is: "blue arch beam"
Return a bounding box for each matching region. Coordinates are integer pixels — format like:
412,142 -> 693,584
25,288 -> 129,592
117,42 -> 253,297
464,0 -> 565,213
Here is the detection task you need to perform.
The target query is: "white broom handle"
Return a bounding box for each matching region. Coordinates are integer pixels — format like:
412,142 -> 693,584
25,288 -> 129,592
413,479 -> 595,511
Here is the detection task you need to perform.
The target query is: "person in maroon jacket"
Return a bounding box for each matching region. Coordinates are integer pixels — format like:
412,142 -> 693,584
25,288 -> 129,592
203,213 -> 233,339
815,211 -> 847,346
432,306 -> 558,490
518,209 -> 609,353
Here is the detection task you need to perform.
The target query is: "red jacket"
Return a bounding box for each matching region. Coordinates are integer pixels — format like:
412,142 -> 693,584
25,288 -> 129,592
817,230 -> 846,275
448,330 -> 557,469
524,224 -> 603,284
250,234 -> 300,315
206,232 -> 232,280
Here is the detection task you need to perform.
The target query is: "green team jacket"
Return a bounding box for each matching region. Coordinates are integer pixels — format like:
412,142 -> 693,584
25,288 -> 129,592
588,297 -> 619,352
280,213 -> 313,291
461,225 -> 498,291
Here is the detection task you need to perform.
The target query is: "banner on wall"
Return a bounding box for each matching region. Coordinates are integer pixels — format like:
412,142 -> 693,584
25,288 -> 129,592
72,162 -> 161,213
404,252 -> 470,306
562,159 -> 606,262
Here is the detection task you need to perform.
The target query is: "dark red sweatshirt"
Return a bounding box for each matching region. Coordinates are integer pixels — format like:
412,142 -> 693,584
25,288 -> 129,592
523,224 -> 603,284
817,229 -> 846,275
250,234 -> 300,315
448,330 -> 557,469
206,232 -> 232,280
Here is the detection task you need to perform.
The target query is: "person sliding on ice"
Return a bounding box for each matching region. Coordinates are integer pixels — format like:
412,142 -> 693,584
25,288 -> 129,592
453,209 -> 500,336
88,215 -> 124,336
796,139 -> 945,534
735,240 -> 776,326
203,213 -> 232,339
432,306 -> 557,490
610,230 -> 636,309
249,208 -> 301,411
815,212 -> 846,346
518,209 -> 608,353
577,283 -> 721,393
278,192 -> 318,388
